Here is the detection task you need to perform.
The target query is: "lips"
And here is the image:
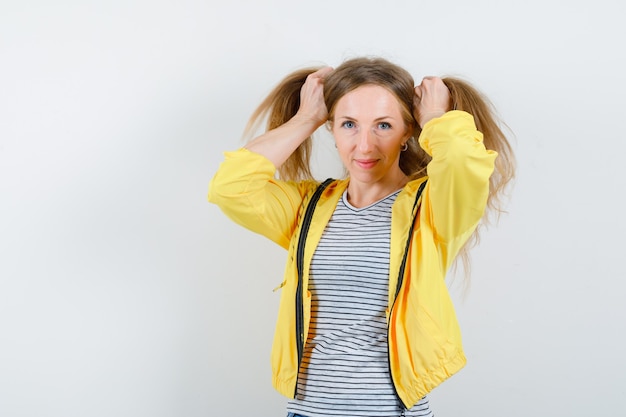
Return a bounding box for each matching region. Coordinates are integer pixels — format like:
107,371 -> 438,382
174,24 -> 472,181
354,159 -> 378,169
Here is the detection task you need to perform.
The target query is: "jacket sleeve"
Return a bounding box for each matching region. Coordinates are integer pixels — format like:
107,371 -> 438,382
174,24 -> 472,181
208,148 -> 314,249
418,110 -> 497,268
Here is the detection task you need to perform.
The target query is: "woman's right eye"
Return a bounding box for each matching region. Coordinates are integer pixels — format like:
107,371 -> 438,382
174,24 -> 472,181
341,121 -> 356,129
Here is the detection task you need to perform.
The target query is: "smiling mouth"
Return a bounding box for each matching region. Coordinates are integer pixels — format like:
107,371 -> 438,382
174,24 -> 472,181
354,159 -> 378,169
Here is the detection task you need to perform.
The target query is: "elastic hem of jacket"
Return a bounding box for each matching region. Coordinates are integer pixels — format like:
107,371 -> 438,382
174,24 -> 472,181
398,351 -> 467,408
273,374 -> 297,400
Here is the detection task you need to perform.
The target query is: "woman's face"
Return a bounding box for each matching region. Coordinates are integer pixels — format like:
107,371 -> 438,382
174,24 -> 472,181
331,85 -> 409,186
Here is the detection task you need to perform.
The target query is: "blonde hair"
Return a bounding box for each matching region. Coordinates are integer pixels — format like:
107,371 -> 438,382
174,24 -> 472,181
244,57 -> 516,275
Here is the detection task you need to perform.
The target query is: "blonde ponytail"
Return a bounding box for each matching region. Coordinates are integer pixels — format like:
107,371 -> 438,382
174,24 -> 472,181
442,77 -> 516,217
243,67 -> 323,181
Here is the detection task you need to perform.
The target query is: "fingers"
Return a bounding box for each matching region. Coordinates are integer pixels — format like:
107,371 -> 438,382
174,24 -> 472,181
414,85 -> 422,100
414,76 -> 451,127
315,66 -> 334,77
308,66 -> 334,82
297,67 -> 333,126
302,66 -> 333,94
415,76 -> 446,96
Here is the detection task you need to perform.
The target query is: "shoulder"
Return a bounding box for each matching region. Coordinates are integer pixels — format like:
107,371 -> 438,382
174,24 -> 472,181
400,177 -> 429,201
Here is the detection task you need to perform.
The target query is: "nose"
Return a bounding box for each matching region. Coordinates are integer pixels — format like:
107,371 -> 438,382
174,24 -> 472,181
357,128 -> 375,153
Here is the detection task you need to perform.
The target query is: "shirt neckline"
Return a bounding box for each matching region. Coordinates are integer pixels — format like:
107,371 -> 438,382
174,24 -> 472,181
341,188 -> 402,212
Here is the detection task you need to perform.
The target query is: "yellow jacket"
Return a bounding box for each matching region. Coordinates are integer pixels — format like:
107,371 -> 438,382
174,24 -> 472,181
208,110 -> 497,408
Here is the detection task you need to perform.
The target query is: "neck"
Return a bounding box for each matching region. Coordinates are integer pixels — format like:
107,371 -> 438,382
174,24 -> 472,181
346,172 -> 408,208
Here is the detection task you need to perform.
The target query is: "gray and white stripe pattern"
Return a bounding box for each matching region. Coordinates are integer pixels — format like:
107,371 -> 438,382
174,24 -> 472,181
286,190 -> 433,417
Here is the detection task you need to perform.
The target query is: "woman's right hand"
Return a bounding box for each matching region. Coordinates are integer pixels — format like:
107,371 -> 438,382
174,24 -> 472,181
295,66 -> 334,127
244,66 -> 334,168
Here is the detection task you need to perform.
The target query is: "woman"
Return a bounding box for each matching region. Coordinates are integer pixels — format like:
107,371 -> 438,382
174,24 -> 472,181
209,57 -> 515,417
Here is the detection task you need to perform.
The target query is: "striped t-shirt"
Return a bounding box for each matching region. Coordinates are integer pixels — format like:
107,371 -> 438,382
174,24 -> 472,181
286,190 -> 434,417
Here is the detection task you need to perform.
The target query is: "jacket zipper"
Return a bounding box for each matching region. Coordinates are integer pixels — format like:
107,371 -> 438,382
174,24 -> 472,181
388,287 -> 410,411
387,180 -> 428,412
388,337 -> 407,412
294,178 -> 334,397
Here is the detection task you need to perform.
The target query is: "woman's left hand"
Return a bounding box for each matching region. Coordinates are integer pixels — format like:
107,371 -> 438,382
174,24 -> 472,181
414,77 -> 451,127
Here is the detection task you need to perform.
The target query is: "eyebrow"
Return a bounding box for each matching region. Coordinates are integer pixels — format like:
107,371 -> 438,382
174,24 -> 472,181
335,115 -> 398,121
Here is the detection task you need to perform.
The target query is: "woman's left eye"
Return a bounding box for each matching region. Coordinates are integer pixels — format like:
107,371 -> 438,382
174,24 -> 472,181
378,122 -> 392,130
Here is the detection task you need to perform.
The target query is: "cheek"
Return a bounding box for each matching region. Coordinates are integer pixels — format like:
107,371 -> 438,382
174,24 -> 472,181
333,139 -> 354,164
331,129 -> 349,149
335,142 -> 350,159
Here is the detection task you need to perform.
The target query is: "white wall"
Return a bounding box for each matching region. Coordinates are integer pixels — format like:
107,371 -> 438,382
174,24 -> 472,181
1,1 -> 624,416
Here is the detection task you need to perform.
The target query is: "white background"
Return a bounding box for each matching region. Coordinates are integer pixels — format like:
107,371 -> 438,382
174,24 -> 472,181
1,1 -> 625,416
